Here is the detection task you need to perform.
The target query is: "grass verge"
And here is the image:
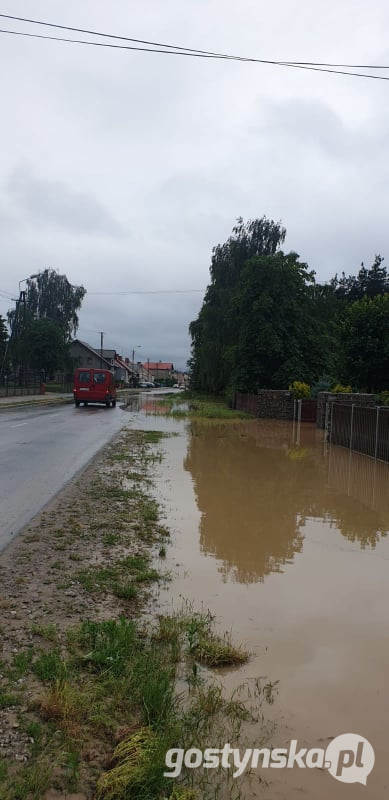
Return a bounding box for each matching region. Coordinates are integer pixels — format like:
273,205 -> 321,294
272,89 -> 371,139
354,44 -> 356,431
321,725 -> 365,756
152,392 -> 252,420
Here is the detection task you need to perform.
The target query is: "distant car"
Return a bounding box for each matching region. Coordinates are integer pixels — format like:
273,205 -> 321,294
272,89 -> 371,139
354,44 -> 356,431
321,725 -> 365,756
173,383 -> 179,388
139,381 -> 149,389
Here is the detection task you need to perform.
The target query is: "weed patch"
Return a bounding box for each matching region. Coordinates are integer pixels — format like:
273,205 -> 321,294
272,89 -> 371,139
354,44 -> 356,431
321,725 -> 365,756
33,650 -> 67,682
77,552 -> 161,597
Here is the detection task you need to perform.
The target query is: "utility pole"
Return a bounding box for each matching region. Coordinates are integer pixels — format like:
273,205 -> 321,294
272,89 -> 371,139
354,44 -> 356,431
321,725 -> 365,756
1,284 -> 28,379
20,290 -> 26,386
132,345 -> 141,376
1,296 -> 18,378
1,272 -> 40,381
100,331 -> 104,368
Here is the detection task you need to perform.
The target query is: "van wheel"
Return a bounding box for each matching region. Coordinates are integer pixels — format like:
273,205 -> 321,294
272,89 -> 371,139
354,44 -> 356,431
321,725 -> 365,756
106,401 -> 110,408
75,399 -> 80,407
111,400 -> 116,408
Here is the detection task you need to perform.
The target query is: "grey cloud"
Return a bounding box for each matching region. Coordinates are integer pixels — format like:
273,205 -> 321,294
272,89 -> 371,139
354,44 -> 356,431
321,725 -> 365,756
257,98 -> 348,157
6,167 -> 124,237
1,0 -> 389,364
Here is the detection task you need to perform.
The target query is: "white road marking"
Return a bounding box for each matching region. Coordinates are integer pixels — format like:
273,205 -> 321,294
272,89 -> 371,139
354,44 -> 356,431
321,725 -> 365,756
11,422 -> 28,428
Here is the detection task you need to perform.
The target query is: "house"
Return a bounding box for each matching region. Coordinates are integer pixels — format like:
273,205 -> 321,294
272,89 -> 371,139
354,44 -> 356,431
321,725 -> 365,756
142,361 -> 174,381
70,340 -> 113,371
70,340 -> 160,386
70,340 -> 135,385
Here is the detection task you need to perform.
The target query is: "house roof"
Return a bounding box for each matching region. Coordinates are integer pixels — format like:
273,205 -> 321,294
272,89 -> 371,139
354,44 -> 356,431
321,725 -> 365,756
115,356 -> 136,374
143,362 -> 174,370
72,339 -> 113,369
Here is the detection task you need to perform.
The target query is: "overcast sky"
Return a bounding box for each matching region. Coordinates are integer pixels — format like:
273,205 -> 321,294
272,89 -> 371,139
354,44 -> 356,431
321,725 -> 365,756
1,0 -> 389,368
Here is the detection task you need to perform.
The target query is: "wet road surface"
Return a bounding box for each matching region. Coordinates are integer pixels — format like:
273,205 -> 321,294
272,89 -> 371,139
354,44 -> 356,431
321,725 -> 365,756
0,402 -> 128,549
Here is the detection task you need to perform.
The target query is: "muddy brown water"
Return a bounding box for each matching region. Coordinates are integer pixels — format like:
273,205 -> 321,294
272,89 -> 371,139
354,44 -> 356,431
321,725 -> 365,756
127,396 -> 389,799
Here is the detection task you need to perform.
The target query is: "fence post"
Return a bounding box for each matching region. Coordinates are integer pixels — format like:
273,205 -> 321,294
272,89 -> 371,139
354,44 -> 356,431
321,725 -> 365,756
349,404 -> 355,452
292,399 -> 296,444
296,399 -> 302,446
329,402 -> 334,446
324,402 -> 329,455
374,406 -> 380,461
298,399 -> 302,423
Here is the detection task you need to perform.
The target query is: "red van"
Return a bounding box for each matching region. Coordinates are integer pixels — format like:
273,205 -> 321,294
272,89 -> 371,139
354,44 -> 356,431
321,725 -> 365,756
73,368 -> 117,408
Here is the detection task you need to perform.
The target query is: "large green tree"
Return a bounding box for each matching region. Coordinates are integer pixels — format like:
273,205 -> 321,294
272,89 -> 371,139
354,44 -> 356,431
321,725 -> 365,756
7,268 -> 85,373
189,218 -> 336,393
232,251 -> 333,390
189,217 -> 286,393
189,217 -> 389,394
331,255 -> 388,303
23,319 -> 68,378
8,268 -> 86,341
340,294 -> 389,391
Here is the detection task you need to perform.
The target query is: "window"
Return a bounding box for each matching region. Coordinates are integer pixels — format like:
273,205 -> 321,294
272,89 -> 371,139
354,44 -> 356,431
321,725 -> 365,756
94,372 -> 106,384
78,371 -> 90,384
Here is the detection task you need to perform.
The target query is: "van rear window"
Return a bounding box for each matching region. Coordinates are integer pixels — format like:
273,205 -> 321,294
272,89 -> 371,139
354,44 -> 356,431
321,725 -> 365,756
94,373 -> 107,384
78,371 -> 90,383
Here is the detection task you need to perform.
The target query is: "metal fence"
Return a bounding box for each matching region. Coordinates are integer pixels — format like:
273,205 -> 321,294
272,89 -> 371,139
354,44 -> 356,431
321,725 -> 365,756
0,370 -> 43,397
329,402 -> 389,463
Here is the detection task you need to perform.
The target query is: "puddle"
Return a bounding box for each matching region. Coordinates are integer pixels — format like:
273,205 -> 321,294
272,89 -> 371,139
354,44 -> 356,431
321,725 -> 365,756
128,396 -> 389,799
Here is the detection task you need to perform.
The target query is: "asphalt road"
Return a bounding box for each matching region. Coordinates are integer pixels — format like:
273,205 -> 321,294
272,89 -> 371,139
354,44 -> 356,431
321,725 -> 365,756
0,402 -> 129,551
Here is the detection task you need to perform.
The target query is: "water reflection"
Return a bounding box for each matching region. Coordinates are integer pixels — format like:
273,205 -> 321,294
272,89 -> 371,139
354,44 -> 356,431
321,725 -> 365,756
327,444 -> 389,547
184,420 -> 389,584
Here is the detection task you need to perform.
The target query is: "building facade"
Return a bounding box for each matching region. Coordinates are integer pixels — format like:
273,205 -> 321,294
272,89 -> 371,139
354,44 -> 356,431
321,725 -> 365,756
142,361 -> 174,381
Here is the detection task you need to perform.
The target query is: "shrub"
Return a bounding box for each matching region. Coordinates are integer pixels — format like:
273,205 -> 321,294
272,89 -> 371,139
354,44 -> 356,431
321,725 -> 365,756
378,390 -> 389,406
289,381 -> 311,399
311,376 -> 334,398
332,383 -> 352,394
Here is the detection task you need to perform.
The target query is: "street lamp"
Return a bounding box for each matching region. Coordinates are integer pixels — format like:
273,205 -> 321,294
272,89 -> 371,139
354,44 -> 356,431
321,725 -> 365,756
132,345 -> 142,365
19,272 -> 39,291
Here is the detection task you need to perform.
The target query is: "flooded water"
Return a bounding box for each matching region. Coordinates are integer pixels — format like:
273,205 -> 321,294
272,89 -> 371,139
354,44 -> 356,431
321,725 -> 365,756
127,394 -> 389,799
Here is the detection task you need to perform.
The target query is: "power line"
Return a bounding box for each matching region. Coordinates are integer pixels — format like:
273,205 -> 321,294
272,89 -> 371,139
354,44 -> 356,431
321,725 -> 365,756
0,25 -> 389,81
1,12 -> 388,71
87,289 -> 204,295
0,12 -> 229,58
1,287 -> 203,297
